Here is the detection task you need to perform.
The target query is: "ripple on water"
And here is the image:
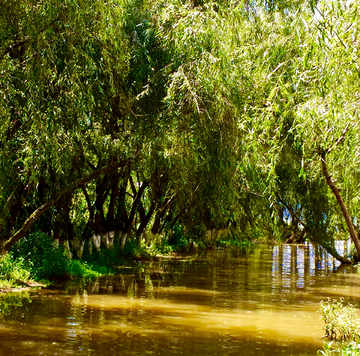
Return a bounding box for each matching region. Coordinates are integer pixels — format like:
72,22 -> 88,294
1,243 -> 359,356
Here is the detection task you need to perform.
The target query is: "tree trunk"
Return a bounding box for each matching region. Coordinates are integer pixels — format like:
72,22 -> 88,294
136,201 -> 156,238
322,243 -> 352,265
115,184 -> 129,232
169,208 -> 185,231
0,162 -> 121,259
151,196 -> 174,235
106,174 -> 120,231
320,150 -> 360,258
0,183 -> 33,242
124,180 -> 149,233
0,189 -> 16,231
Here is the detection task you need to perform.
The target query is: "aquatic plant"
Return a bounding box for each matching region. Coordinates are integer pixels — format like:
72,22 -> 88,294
320,298 -> 360,341
319,298 -> 360,355
318,339 -> 360,356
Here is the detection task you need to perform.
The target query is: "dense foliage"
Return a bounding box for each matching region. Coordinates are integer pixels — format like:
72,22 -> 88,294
1,0 -> 360,263
319,298 -> 360,355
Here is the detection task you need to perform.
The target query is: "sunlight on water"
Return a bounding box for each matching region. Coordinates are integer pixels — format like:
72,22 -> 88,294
0,243 -> 359,356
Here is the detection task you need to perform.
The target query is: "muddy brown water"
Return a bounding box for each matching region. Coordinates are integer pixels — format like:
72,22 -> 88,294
1,243 -> 359,356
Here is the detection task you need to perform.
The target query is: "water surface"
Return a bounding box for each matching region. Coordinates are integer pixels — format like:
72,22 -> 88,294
1,243 -> 359,356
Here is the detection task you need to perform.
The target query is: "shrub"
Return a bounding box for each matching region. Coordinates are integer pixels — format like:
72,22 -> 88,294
0,253 -> 30,288
12,232 -> 68,279
66,260 -> 102,278
12,232 -> 113,280
320,298 -> 360,341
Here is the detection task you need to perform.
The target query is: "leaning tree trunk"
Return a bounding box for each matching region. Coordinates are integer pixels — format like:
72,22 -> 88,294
320,150 -> 360,258
321,243 -> 352,265
0,162 -> 122,259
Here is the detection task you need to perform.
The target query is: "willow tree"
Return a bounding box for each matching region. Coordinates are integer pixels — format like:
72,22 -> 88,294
234,0 -> 360,260
2,0 -> 359,261
152,1 -> 242,235
293,0 -> 360,258
0,0 -> 130,257
1,0 -> 243,256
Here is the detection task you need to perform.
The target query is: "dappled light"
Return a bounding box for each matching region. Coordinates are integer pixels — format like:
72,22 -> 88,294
1,0 -> 360,354
1,245 -> 360,355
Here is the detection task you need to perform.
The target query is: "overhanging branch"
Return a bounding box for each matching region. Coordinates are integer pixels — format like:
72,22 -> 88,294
0,161 -> 124,257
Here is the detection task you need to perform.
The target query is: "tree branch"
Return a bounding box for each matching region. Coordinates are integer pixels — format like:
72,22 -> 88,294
330,123 -> 350,153
0,162 -> 122,257
319,148 -> 360,258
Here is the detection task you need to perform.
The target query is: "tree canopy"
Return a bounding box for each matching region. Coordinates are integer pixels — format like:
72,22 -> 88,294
1,0 -> 360,263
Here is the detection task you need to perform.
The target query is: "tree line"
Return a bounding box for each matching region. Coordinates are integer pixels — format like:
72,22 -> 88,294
1,0 -> 360,263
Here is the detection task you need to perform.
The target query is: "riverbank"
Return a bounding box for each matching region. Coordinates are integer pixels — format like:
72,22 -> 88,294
0,230 -> 255,294
0,281 -> 45,294
2,244 -> 354,356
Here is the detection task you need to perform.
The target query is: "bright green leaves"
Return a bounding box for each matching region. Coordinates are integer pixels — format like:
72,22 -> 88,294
291,0 -> 360,207
0,0 -> 130,183
2,0 -> 360,255
0,0 -> 132,246
242,0 -> 360,244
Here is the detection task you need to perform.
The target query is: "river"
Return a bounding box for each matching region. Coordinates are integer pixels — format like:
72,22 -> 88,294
1,243 -> 359,356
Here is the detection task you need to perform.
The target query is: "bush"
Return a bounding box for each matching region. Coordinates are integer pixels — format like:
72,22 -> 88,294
320,298 -> 360,341
0,253 -> 30,288
66,260 -> 102,278
318,299 -> 360,356
12,232 -> 68,279
12,232 -> 113,280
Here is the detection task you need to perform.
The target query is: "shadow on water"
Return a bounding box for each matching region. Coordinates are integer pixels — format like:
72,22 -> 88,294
0,243 -> 359,356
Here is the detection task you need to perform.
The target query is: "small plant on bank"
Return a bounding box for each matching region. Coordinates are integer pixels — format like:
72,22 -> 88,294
337,340 -> 360,356
318,339 -> 360,356
10,232 -> 114,283
0,253 -> 31,289
320,298 -> 360,340
318,298 -> 360,356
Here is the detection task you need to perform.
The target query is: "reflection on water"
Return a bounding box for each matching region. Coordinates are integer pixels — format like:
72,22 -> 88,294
0,292 -> 31,316
271,242 -> 346,294
0,243 -> 359,356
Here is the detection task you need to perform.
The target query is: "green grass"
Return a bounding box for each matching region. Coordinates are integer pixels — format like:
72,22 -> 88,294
0,233 -> 115,289
0,253 -> 31,289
